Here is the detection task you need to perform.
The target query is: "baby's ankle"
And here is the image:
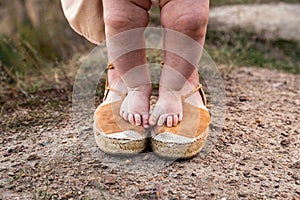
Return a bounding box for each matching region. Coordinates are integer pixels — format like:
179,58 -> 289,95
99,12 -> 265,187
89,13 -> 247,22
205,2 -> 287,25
127,83 -> 152,92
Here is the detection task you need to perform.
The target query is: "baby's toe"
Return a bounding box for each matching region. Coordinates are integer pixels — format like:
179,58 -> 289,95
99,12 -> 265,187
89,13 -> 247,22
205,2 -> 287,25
128,114 -> 135,125
157,114 -> 168,126
134,114 -> 141,126
179,113 -> 183,122
149,114 -> 158,126
173,115 -> 179,126
122,111 -> 128,121
142,114 -> 150,128
167,116 -> 173,127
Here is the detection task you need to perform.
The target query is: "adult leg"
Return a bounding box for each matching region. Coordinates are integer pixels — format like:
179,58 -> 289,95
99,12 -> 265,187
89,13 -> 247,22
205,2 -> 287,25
149,0 -> 209,126
103,0 -> 152,128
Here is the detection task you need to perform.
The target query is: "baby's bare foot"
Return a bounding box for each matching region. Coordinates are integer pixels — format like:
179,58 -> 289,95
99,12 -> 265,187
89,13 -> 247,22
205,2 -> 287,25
149,82 -> 205,127
149,86 -> 182,127
120,84 -> 151,128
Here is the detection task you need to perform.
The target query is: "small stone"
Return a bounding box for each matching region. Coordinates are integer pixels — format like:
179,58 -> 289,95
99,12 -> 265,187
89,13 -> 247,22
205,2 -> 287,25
101,165 -> 108,169
125,159 -> 132,164
7,184 -> 15,190
16,186 -> 24,192
7,147 -> 13,153
257,123 -> 266,128
281,132 -> 289,137
105,176 -> 116,184
239,96 -> 247,102
261,183 -> 269,188
255,117 -> 261,123
3,153 -> 10,157
142,155 -> 150,161
293,161 -> 300,169
48,175 -> 54,181
27,154 -> 40,161
285,120 -> 291,125
239,161 -> 246,166
8,172 -> 14,176
65,192 -> 71,198
280,139 -> 290,147
79,126 -> 92,132
87,160 -> 95,164
296,180 -> 300,185
238,192 -> 247,197
38,141 -> 50,146
243,171 -> 251,178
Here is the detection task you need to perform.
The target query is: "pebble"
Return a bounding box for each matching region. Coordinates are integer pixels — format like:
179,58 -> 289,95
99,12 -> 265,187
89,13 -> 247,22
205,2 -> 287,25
8,172 -> 14,176
239,96 -> 247,102
293,161 -> 300,169
105,176 -> 116,184
255,117 -> 262,123
125,159 -> 132,164
280,139 -> 290,147
238,192 -> 247,197
38,141 -> 50,146
65,192 -> 71,198
16,186 -> 24,192
281,132 -> 289,137
243,171 -> 251,178
27,154 -> 40,161
7,184 -> 15,189
7,147 -> 13,153
142,155 -> 150,161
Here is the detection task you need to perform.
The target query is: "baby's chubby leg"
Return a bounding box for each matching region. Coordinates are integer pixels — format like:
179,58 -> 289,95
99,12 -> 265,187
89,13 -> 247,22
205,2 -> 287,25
103,0 -> 153,128
149,0 -> 209,126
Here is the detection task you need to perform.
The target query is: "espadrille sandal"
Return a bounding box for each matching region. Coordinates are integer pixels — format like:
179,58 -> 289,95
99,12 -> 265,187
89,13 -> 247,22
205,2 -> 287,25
151,83 -> 210,159
93,64 -> 147,155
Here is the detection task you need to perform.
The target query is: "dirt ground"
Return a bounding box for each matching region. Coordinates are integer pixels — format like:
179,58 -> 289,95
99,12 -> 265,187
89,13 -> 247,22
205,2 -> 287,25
209,3 -> 300,41
0,66 -> 299,200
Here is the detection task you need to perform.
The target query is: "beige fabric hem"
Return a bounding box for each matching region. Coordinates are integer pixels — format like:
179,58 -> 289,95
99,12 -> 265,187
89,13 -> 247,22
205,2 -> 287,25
61,0 -> 106,44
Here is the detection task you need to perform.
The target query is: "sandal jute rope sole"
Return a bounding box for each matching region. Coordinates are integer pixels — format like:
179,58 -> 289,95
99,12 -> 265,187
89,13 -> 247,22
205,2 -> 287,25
93,64 -> 147,155
151,83 -> 210,159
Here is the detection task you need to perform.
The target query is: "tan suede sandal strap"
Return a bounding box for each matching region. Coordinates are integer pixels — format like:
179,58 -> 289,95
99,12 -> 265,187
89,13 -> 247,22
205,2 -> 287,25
199,86 -> 207,106
183,83 -> 202,99
103,63 -> 125,101
107,63 -> 115,70
182,84 -> 207,106
105,86 -> 124,97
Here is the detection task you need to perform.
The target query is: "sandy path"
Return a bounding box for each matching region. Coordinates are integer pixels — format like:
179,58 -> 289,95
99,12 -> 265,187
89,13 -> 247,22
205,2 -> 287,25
0,67 -> 299,199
